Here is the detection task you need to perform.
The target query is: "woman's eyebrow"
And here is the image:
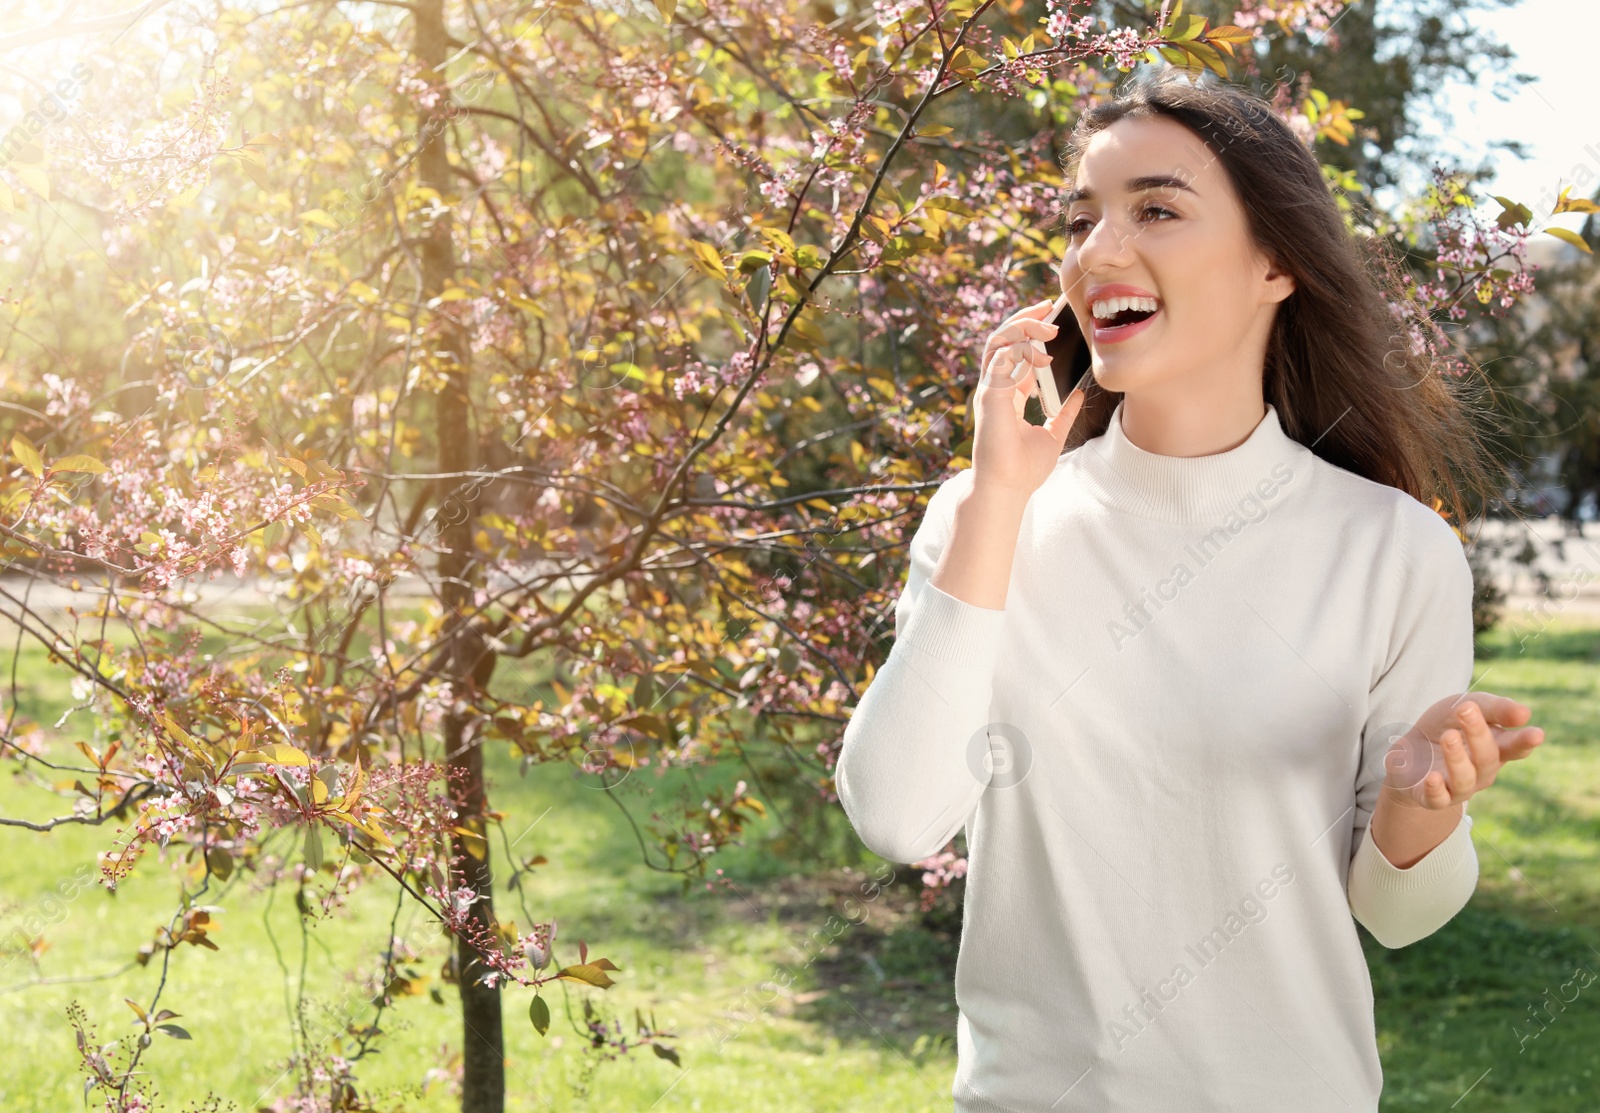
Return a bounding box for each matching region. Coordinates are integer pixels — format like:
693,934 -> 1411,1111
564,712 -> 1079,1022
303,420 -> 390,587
1064,174 -> 1198,204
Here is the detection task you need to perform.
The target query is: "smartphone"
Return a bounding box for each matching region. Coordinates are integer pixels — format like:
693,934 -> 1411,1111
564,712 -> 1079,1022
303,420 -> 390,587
1034,291 -> 1094,421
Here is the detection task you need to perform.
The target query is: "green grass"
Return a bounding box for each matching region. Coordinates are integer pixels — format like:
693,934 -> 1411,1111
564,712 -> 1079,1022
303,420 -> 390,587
1,606 -> 1597,1110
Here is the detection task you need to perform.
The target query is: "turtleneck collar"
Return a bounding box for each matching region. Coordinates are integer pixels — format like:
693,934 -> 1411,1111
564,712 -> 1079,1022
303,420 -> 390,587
1075,399 -> 1311,525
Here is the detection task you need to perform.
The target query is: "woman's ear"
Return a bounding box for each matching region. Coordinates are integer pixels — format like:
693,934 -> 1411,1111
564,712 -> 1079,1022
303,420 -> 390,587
1262,258 -> 1296,305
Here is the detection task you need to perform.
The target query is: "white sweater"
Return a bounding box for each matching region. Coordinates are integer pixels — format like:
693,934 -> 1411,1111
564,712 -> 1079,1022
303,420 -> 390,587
836,400 -> 1480,1112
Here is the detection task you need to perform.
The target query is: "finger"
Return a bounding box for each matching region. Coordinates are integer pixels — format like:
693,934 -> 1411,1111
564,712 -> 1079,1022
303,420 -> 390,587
987,320 -> 1062,362
1440,726 -> 1477,798
1421,769 -> 1453,809
1013,362 -> 1036,420
984,349 -> 1018,386
1008,338 -> 1051,370
1455,701 -> 1500,771
998,319 -> 1063,347
1458,692 -> 1531,730
1501,725 -> 1545,760
1009,298 -> 1059,320
1044,386 -> 1086,443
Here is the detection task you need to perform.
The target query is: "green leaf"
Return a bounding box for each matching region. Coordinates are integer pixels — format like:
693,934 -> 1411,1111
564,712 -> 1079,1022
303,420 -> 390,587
304,824 -> 324,872
124,997 -> 148,1023
1491,196 -> 1532,230
651,1041 -> 682,1066
316,765 -> 342,802
634,673 -> 657,709
745,263 -> 772,311
925,196 -> 976,217
205,846 -> 234,882
529,995 -> 550,1035
155,1023 -> 192,1040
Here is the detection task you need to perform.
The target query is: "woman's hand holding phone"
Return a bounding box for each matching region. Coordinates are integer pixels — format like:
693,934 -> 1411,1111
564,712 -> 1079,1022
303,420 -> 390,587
972,299 -> 1086,503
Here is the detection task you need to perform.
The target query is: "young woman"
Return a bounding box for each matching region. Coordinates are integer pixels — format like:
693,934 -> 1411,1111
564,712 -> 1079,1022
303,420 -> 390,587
836,66 -> 1547,1112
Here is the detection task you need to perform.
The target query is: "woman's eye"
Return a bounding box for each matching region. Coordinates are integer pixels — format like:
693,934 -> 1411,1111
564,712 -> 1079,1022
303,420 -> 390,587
1066,205 -> 1176,237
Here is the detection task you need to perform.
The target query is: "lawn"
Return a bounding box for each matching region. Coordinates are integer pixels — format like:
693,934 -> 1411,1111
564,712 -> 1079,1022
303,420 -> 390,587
0,603 -> 1596,1110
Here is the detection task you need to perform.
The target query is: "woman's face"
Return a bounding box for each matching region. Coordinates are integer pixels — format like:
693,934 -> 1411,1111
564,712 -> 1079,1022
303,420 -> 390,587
1058,113 -> 1294,397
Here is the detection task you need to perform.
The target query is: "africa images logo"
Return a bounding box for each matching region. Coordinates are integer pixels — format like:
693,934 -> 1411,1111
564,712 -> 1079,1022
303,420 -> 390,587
1107,862 -> 1297,1053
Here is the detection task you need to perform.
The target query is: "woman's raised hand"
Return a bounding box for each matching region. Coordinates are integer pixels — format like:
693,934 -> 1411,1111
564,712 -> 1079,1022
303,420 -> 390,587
972,298 -> 1086,502
1382,692 -> 1545,810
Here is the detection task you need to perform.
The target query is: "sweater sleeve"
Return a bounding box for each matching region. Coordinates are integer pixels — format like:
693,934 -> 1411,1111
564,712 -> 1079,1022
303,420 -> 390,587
1346,498 -> 1480,949
834,469 -> 1011,864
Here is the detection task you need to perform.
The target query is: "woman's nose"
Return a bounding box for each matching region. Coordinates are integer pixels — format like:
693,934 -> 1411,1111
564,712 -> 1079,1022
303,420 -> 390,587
1076,215 -> 1133,269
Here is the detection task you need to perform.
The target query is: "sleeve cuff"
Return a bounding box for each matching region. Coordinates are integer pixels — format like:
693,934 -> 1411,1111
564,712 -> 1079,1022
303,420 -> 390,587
899,580 -> 1008,668
1351,811 -> 1476,894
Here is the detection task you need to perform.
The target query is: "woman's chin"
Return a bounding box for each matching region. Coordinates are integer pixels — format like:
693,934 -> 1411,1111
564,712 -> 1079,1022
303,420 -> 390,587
1087,358 -> 1152,395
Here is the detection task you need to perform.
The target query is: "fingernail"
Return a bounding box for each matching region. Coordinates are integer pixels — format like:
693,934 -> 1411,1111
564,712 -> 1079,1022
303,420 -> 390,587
1030,339 -> 1048,356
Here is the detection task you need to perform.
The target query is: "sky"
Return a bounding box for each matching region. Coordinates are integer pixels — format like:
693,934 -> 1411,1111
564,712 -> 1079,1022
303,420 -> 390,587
1400,0 -> 1598,240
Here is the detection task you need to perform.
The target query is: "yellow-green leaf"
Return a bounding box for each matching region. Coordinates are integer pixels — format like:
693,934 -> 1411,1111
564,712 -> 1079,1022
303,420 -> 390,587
234,743 -> 310,766
1545,226 -> 1593,254
737,250 -> 773,274
1205,23 -> 1255,46
1168,13 -> 1207,41
1180,40 -> 1230,79
52,454 -> 107,474
299,209 -> 341,230
239,159 -> 271,191
10,434 -> 43,478
556,963 -> 616,989
1554,187 -> 1600,215
653,0 -> 677,22
685,240 -> 726,281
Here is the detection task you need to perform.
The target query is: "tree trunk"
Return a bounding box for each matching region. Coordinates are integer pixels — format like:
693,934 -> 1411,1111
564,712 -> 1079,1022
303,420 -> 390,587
414,2 -> 504,1110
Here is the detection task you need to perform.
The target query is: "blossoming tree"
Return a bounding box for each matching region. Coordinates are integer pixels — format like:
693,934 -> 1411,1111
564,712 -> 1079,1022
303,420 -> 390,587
0,0 -> 1576,1110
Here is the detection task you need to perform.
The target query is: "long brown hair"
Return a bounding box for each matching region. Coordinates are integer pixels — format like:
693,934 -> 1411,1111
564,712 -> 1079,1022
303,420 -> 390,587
1055,64 -> 1507,529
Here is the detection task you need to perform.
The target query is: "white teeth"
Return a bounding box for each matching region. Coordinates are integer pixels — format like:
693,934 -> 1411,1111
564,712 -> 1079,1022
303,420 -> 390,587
1090,295 -> 1159,321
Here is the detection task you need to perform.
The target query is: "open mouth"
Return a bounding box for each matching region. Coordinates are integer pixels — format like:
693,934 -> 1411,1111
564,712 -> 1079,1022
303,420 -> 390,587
1091,296 -> 1161,333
